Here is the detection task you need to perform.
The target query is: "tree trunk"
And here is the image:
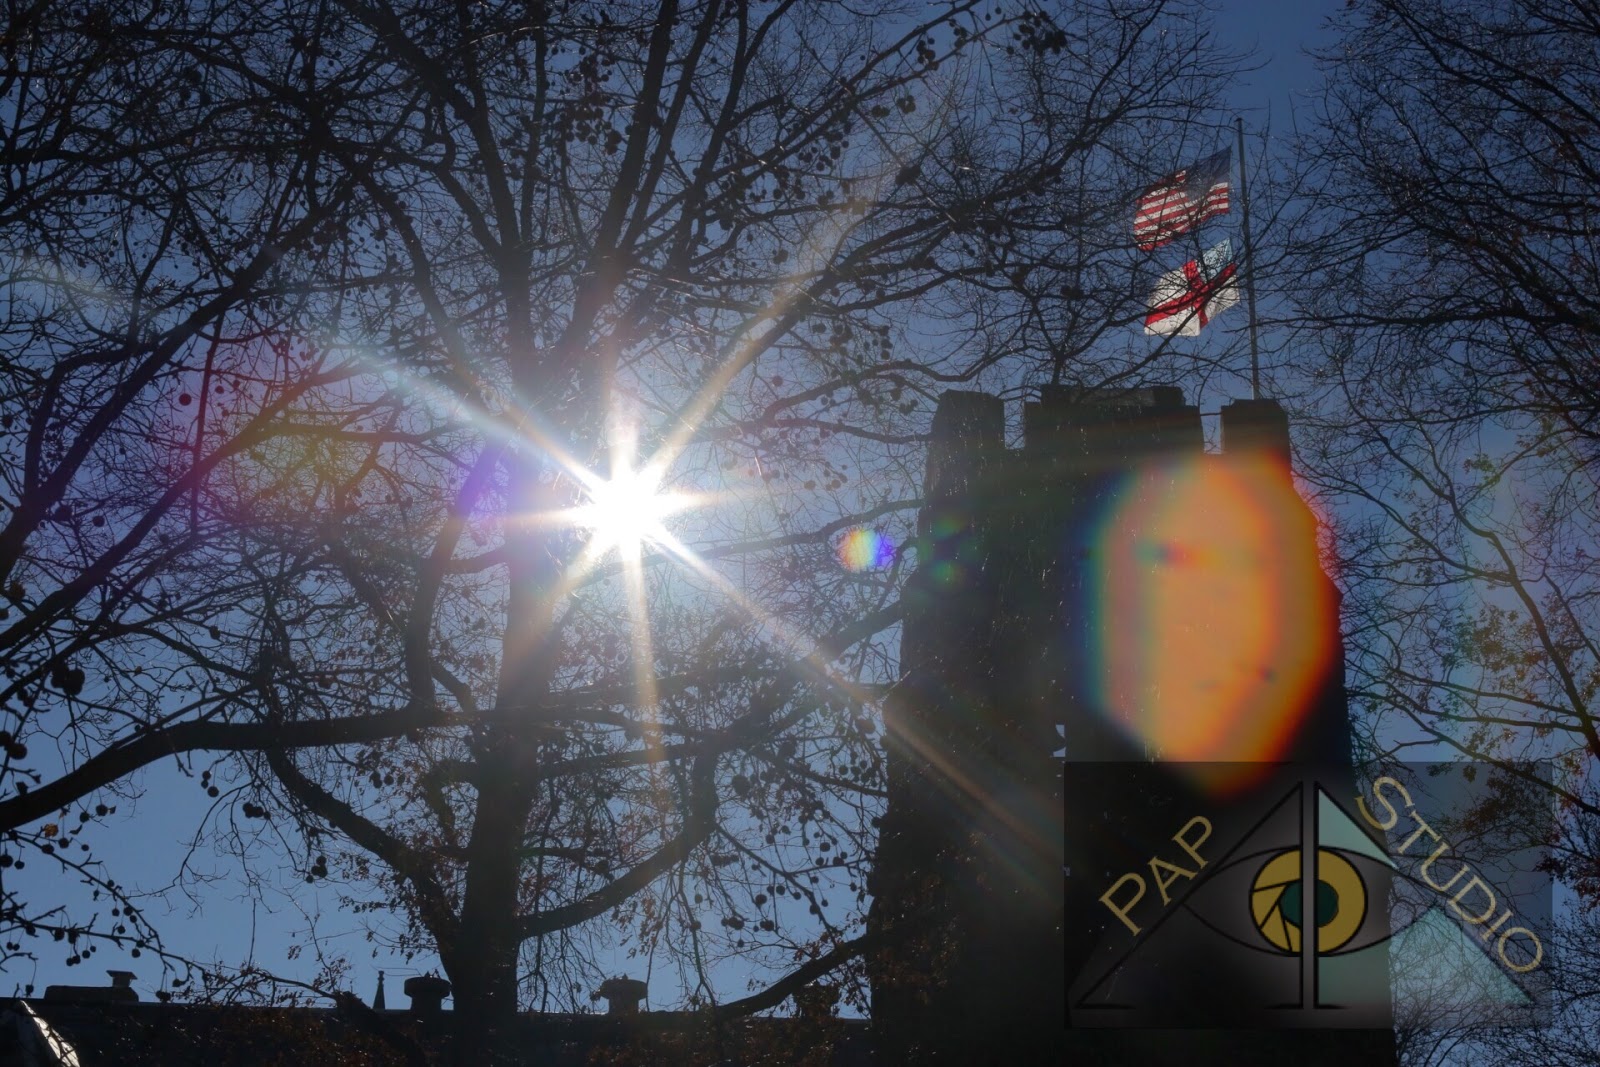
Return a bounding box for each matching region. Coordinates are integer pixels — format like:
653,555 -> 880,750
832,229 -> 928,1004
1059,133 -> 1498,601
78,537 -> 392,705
449,758 -> 535,1062
448,436 -> 561,1060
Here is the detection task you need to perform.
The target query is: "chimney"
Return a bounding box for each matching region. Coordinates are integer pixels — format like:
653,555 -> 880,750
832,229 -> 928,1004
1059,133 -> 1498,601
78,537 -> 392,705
43,970 -> 137,1003
402,975 -> 451,1015
593,977 -> 648,1015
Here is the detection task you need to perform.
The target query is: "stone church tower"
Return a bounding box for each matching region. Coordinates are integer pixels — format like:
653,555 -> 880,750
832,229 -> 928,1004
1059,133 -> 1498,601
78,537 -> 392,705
867,386 -> 1394,1064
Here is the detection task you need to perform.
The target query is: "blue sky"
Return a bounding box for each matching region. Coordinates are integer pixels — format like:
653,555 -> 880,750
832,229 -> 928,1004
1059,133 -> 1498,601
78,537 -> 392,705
1225,0 -> 1340,113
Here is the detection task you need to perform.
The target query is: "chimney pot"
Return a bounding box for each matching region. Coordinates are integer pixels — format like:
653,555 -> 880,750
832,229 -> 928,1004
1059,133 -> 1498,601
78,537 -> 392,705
594,977 -> 648,1015
402,974 -> 451,1015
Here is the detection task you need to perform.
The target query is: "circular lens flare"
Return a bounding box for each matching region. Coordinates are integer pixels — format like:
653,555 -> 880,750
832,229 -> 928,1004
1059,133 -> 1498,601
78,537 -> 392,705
838,527 -> 896,571
1089,454 -> 1337,778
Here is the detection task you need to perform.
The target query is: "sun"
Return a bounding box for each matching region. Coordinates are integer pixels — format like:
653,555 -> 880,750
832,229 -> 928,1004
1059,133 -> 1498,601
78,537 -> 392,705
570,461 -> 690,559
558,451 -> 698,715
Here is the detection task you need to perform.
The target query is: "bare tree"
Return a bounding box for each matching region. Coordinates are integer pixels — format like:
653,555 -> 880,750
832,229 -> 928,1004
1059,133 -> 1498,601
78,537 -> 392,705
1284,1 -> 1600,1059
1288,0 -> 1600,813
0,0 -> 426,976
1,0 -> 1239,1053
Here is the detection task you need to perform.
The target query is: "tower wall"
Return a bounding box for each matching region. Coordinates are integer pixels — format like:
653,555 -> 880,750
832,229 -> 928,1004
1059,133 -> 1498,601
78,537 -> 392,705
867,387 -> 1392,1063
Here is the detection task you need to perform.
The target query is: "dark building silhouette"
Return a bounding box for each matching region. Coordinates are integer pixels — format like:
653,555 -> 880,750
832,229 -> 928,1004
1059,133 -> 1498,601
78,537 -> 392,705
0,972 -> 874,1066
867,386 -> 1394,1064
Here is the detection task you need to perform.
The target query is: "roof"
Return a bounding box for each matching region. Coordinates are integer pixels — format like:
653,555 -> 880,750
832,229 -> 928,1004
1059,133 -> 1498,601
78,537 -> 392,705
0,997 -> 874,1066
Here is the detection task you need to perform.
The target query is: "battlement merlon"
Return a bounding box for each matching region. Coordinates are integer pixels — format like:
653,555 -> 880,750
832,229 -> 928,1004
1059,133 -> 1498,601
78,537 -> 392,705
925,387 -> 1298,494
1219,396 -> 1292,465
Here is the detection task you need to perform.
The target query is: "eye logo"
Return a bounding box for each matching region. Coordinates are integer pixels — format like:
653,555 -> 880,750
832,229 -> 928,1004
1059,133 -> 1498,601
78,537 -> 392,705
1071,765 -> 1549,1029
1250,848 -> 1367,954
1074,775 -> 1406,1026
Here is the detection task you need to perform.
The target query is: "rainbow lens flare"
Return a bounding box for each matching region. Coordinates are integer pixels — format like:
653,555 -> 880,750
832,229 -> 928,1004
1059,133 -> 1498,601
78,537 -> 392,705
838,527 -> 896,571
1088,454 -> 1337,772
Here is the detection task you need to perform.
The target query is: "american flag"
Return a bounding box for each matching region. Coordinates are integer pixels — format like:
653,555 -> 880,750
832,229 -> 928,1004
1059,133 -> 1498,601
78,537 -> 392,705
1133,149 -> 1231,251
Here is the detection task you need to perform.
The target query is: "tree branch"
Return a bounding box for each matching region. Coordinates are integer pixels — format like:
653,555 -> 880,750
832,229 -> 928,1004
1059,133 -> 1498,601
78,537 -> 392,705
0,705 -> 453,833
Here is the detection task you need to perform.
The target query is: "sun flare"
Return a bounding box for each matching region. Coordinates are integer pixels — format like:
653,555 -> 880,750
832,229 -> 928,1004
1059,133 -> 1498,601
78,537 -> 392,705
570,462 -> 690,559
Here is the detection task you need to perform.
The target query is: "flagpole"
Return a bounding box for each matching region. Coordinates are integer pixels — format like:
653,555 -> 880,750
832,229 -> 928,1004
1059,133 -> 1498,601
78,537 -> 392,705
1235,117 -> 1262,399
